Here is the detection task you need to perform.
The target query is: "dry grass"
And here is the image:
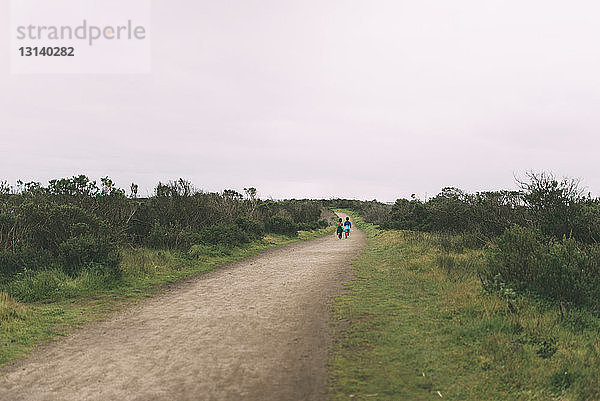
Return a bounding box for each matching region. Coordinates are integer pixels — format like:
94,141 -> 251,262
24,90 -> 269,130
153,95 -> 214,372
0,291 -> 26,322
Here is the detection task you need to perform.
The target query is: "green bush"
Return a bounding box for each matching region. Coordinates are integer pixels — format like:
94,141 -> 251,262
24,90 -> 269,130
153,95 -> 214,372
281,200 -> 322,223
521,173 -> 600,244
144,222 -> 201,250
57,235 -> 120,277
427,188 -> 475,233
18,203 -> 104,253
234,216 -> 264,240
0,247 -> 53,280
385,198 -> 431,231
199,224 -> 250,247
266,216 -> 298,236
483,225 -> 600,310
297,219 -> 329,231
483,225 -> 543,291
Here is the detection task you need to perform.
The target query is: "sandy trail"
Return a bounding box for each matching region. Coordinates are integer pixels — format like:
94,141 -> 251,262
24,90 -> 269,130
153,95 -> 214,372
0,214 -> 364,401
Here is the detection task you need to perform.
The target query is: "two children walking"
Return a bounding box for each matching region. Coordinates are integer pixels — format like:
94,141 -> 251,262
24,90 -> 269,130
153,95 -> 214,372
336,217 -> 352,239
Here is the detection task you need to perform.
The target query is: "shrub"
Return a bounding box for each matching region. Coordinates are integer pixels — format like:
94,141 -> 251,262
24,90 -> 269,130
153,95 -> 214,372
144,222 -> 200,250
297,219 -> 329,231
520,172 -> 600,243
17,203 -> 104,254
356,201 -> 392,225
385,198 -> 431,231
266,216 -> 298,236
427,188 -> 474,233
198,224 -> 250,247
483,225 -> 600,310
57,235 -> 121,277
484,225 -> 544,291
0,247 -> 53,279
234,216 -> 264,240
384,189 -> 526,241
281,200 -> 322,223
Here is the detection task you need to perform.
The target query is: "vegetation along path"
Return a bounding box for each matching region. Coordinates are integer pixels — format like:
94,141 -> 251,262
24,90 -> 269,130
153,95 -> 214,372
0,214 -> 365,401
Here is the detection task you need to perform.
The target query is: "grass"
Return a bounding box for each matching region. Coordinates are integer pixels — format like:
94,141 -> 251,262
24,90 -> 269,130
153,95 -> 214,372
0,226 -> 333,367
330,211 -> 600,400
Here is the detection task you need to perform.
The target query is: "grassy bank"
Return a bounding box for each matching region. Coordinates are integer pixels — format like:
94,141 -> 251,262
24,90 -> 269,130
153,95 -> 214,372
330,213 -> 600,400
0,227 -> 332,367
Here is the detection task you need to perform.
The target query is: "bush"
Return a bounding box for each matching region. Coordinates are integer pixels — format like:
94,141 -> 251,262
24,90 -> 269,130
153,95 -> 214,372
383,189 -> 526,241
234,216 -> 264,240
483,226 -> 544,291
356,201 -> 392,225
0,247 -> 53,280
520,172 -> 600,243
281,200 -> 322,223
385,198 -> 431,231
18,203 -> 105,254
427,188 -> 474,233
144,222 -> 201,250
198,224 -> 250,247
266,216 -> 298,236
483,225 -> 600,310
57,235 -> 121,277
297,219 -> 329,231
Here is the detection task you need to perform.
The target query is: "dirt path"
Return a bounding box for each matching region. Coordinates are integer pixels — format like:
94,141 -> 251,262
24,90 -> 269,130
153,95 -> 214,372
0,214 -> 364,401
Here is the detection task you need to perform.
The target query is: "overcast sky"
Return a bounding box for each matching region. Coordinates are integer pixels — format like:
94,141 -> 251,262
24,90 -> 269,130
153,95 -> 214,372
2,0 -> 600,201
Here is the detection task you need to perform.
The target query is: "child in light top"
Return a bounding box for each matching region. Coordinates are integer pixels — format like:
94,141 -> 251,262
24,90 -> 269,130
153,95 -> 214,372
343,217 -> 351,238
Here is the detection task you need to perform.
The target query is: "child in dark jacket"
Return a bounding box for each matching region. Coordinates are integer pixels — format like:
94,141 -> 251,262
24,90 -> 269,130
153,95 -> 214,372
336,218 -> 344,239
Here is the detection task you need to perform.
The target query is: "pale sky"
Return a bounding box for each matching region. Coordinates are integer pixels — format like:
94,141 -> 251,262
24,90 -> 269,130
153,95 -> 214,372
2,0 -> 600,201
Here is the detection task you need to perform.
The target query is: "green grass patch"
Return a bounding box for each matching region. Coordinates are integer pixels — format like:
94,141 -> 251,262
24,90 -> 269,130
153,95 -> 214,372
330,213 -> 600,400
0,226 -> 333,367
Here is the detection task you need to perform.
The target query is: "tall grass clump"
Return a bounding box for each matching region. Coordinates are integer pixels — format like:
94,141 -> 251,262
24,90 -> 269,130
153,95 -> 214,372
0,291 -> 26,321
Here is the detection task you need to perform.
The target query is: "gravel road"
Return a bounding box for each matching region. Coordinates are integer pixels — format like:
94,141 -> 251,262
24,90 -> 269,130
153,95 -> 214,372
0,214 -> 365,401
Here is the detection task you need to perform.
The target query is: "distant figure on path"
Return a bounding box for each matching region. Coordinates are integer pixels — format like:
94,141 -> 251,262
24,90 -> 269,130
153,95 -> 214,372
336,218 -> 344,239
343,217 -> 351,239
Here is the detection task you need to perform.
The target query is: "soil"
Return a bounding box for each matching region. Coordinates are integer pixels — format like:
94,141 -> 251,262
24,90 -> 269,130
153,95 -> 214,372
0,214 -> 365,401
